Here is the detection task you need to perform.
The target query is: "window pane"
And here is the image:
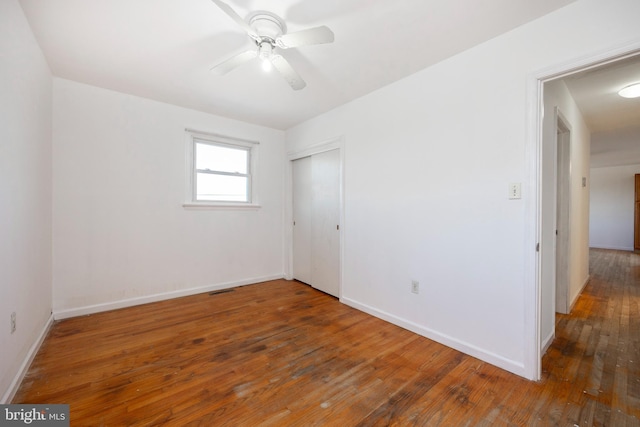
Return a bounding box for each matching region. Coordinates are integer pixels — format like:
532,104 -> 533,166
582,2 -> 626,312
196,173 -> 248,202
196,142 -> 248,174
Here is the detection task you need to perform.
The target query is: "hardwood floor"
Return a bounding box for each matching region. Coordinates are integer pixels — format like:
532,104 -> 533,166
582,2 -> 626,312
13,248 -> 640,426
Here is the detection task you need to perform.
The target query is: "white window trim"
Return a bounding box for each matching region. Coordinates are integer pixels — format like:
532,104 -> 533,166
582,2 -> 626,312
183,129 -> 260,209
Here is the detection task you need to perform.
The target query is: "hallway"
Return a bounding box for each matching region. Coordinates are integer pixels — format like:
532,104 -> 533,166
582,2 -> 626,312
539,248 -> 640,425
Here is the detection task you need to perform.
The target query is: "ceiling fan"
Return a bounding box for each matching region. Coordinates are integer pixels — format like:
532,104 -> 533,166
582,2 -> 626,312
209,0 -> 334,90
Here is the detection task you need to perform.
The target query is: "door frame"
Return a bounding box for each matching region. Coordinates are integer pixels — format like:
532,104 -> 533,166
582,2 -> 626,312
285,136 -> 345,298
555,109 -> 572,315
526,41 -> 640,380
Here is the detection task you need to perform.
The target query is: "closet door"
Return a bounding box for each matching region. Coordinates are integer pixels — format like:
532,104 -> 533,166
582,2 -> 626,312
310,149 -> 340,297
291,149 -> 341,297
292,156 -> 312,284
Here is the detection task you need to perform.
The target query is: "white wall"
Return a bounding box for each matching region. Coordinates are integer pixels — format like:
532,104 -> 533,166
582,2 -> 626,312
540,80 -> 591,343
589,164 -> 640,251
285,0 -> 640,378
53,79 -> 286,316
592,126 -> 640,168
0,0 -> 53,402
589,127 -> 640,250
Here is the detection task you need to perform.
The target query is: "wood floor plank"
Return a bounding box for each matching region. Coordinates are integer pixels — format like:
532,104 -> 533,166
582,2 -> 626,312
12,249 -> 640,425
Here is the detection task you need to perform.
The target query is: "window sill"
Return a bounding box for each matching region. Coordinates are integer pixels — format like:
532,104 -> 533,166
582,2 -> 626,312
182,202 -> 261,210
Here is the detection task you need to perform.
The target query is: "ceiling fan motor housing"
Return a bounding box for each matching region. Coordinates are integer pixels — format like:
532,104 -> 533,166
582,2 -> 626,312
247,11 -> 286,43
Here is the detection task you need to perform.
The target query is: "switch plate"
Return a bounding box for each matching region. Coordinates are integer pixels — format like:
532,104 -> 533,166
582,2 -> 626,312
509,183 -> 522,199
411,280 -> 419,294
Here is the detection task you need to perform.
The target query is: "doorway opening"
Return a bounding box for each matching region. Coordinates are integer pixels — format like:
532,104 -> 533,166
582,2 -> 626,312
532,46 -> 640,381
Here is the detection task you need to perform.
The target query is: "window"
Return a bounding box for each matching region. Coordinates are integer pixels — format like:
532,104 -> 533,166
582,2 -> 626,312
195,141 -> 249,202
185,130 -> 258,208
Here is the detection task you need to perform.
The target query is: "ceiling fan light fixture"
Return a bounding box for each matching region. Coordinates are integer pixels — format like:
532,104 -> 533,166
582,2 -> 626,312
210,0 -> 334,90
618,82 -> 640,98
258,42 -> 273,72
261,57 -> 272,72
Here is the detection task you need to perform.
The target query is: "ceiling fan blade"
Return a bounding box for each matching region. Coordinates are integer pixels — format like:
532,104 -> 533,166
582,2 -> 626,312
276,26 -> 334,49
210,49 -> 257,75
270,55 -> 306,90
210,0 -> 260,41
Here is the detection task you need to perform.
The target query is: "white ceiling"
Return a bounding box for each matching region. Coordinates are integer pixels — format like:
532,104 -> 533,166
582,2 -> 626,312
563,55 -> 640,134
19,0 -> 579,130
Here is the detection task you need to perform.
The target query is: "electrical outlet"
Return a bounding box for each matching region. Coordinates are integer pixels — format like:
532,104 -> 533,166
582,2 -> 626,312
10,312 -> 16,334
411,280 -> 419,294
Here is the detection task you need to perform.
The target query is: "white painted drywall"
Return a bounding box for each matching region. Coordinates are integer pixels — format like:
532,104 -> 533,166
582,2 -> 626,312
589,127 -> 640,251
285,0 -> 639,378
0,0 -> 53,402
592,126 -> 640,168
52,79 -> 286,314
589,164 -> 640,251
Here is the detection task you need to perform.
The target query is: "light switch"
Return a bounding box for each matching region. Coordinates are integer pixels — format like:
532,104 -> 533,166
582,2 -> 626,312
509,183 -> 522,199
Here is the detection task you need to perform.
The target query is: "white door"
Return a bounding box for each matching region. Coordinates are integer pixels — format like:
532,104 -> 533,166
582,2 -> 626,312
292,156 -> 312,284
311,149 -> 340,297
291,149 -> 341,297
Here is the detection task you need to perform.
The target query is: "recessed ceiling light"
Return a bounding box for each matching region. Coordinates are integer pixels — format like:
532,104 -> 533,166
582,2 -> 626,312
618,83 -> 640,98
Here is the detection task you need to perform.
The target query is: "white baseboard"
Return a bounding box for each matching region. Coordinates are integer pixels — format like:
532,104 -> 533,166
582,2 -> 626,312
54,275 -> 284,320
589,244 -> 634,251
543,275 -> 589,355
340,296 -> 526,378
569,275 -> 591,312
541,329 -> 555,355
1,313 -> 54,404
